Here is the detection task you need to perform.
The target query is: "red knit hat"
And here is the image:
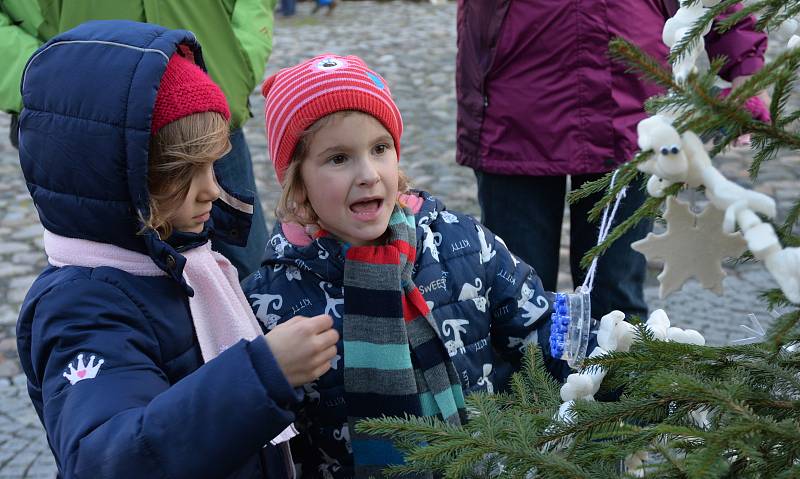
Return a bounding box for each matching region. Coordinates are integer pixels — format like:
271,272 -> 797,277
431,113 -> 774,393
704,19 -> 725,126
151,53 -> 230,135
262,54 -> 403,184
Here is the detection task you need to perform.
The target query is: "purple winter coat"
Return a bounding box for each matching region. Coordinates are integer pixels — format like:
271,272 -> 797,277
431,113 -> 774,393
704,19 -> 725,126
455,1 -> 767,176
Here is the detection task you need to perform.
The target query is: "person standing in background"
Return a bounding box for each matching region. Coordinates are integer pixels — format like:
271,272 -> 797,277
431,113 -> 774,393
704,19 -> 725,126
0,0 -> 277,279
455,0 -> 767,321
280,0 -> 296,17
311,0 -> 337,16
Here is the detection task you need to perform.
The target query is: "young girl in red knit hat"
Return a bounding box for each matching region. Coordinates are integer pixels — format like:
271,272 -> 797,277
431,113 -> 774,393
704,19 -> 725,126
17,22 -> 338,478
243,54 -> 583,478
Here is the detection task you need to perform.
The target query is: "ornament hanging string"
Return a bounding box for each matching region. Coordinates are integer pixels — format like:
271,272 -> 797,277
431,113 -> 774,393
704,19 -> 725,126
581,170 -> 627,293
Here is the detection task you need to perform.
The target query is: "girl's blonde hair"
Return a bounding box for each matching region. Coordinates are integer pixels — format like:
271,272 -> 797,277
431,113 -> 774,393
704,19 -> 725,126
276,111 -> 410,226
144,111 -> 231,239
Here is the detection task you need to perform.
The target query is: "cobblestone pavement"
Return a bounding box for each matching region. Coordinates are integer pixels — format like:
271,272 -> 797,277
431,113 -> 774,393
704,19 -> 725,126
0,2 -> 796,476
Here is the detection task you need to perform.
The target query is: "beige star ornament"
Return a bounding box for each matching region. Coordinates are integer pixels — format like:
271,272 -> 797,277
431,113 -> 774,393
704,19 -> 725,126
632,196 -> 747,299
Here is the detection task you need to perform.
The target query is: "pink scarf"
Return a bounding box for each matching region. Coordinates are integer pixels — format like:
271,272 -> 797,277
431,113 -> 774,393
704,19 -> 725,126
43,230 -> 299,451
44,229 -> 261,362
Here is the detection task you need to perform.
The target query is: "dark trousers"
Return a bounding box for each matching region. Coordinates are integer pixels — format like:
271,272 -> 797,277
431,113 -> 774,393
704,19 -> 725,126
475,171 -> 650,321
280,0 -> 296,16
10,113 -> 19,149
213,128 -> 268,280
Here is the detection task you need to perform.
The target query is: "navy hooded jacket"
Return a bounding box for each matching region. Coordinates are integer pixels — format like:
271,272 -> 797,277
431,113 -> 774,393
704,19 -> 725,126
16,21 -> 298,478
242,192 -> 572,476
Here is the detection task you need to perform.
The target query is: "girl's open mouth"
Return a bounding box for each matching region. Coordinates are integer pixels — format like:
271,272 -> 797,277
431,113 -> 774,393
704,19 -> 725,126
350,198 -> 383,219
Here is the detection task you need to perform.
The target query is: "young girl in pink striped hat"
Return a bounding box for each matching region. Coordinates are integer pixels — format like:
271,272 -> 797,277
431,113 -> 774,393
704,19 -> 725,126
243,54 -> 578,478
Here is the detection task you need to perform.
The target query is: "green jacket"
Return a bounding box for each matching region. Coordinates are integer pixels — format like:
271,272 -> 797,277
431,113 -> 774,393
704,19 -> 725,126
0,0 -> 276,128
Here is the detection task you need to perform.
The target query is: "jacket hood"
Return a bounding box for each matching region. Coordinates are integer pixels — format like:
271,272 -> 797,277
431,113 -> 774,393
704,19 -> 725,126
18,20 -> 252,287
265,191 -> 447,282
266,226 -> 347,285
412,190 -> 447,224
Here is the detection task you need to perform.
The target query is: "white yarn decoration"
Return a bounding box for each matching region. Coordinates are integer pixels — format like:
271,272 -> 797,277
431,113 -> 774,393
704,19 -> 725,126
580,170 -> 628,294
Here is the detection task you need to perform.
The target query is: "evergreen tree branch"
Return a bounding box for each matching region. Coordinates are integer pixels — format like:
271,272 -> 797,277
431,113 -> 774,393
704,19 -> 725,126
579,186 -> 681,270
609,37 -> 678,90
766,309 -> 800,351
370,3 -> 800,476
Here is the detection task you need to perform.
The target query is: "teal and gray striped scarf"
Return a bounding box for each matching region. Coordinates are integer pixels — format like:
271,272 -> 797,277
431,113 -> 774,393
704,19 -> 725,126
343,204 -> 466,478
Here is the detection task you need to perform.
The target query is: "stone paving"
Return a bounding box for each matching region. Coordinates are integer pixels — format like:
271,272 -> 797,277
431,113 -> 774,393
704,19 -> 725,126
0,1 -> 796,476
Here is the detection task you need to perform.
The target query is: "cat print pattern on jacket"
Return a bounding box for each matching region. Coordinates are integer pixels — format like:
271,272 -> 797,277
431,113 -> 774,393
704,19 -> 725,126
242,190 -> 563,477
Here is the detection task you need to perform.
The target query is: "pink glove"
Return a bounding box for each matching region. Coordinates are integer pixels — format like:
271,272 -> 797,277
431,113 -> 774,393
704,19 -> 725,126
719,88 -> 770,146
719,88 -> 770,122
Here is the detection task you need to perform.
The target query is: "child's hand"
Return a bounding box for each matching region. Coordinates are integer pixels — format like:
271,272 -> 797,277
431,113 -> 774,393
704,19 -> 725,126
264,314 -> 339,387
724,76 -> 771,147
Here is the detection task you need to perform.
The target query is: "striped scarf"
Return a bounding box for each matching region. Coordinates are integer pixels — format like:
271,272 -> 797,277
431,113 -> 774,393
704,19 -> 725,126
343,205 -> 466,478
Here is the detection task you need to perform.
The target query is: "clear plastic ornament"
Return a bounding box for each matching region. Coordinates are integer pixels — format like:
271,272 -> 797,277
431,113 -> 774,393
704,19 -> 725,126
549,287 -> 595,369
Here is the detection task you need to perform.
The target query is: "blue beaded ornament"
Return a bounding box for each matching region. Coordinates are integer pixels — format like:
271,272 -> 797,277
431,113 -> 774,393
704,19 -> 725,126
549,288 -> 593,369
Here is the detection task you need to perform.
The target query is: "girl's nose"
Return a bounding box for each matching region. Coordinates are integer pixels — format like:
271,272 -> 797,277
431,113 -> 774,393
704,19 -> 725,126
356,157 -> 380,187
198,165 -> 221,201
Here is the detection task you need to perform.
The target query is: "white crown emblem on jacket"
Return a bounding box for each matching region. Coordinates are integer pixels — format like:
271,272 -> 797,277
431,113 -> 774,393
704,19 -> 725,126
63,353 -> 104,385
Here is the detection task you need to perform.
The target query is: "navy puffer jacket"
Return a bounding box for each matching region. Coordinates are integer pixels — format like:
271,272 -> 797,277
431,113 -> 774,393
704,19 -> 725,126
242,192 -> 569,477
16,21 -> 298,478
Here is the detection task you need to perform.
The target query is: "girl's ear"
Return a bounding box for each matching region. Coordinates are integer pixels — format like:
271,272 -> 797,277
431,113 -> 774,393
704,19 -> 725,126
294,186 -> 321,228
290,180 -> 307,206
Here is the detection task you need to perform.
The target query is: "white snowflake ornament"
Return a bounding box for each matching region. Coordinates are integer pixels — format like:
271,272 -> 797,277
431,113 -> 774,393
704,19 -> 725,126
632,197 -> 747,298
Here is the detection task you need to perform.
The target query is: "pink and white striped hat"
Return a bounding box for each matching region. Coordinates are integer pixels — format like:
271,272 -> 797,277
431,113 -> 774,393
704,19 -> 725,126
262,54 -> 403,184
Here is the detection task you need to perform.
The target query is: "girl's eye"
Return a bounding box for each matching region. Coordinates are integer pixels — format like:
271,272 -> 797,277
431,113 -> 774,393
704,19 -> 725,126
374,144 -> 389,155
328,154 -> 347,165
